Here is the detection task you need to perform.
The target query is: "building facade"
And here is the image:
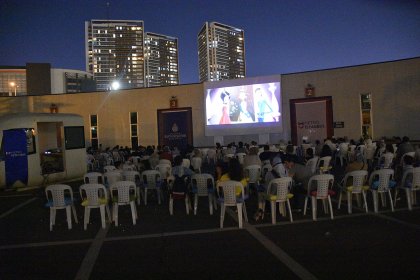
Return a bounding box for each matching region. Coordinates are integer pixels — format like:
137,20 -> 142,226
85,20 -> 145,91
0,64 -> 95,95
1,58 -> 419,148
198,22 -> 246,82
145,33 -> 179,87
0,67 -> 26,96
51,69 -> 96,94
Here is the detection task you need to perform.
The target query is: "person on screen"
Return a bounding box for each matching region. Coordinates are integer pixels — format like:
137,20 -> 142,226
219,90 -> 231,124
238,90 -> 254,123
255,88 -> 273,123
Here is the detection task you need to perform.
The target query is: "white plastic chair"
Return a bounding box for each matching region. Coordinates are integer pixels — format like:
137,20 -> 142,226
141,170 -> 162,205
191,173 -> 217,215
167,175 -> 190,215
109,181 -> 138,226
84,172 -> 104,184
348,145 -> 356,162
123,170 -> 142,205
191,157 -> 202,173
262,177 -> 294,224
159,159 -> 172,166
244,164 -> 261,188
182,158 -> 191,169
236,153 -> 246,165
337,170 -> 369,213
304,174 -> 335,221
104,171 -> 123,188
79,183 -> 111,230
395,167 -> 420,210
155,163 -> 172,183
103,165 -> 117,173
378,153 -> 394,169
45,184 -> 78,231
364,146 -> 376,168
206,149 -> 217,164
261,163 -> 272,179
368,169 -> 395,213
122,163 -> 136,171
356,145 -> 365,162
302,144 -> 312,157
317,156 -> 332,174
337,143 -> 349,166
217,180 -> 247,229
306,156 -> 319,175
401,152 -> 415,168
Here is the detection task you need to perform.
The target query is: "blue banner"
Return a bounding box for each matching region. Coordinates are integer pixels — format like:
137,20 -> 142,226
4,129 -> 28,188
162,110 -> 189,150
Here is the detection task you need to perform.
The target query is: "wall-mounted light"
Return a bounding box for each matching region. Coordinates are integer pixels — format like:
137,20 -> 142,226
305,84 -> 315,97
170,96 -> 178,108
50,103 -> 58,113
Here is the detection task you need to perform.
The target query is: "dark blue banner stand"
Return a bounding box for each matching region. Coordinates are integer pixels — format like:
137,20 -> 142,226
4,129 -> 28,188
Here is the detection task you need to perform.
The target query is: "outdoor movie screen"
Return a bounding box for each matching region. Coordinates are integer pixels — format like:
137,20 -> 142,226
204,76 -> 282,136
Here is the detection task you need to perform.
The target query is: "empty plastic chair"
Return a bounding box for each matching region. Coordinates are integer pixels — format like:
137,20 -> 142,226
191,173 -> 217,215
79,183 -> 111,230
123,170 -> 142,205
110,181 -> 138,226
45,184 -> 78,231
84,172 -> 104,184
395,167 -> 420,210
141,170 -> 162,205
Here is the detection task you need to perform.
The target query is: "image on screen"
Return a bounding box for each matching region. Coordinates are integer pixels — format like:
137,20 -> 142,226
206,82 -> 281,126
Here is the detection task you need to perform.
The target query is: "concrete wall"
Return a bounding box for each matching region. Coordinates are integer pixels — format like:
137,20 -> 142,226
282,58 -> 420,141
0,58 -> 419,148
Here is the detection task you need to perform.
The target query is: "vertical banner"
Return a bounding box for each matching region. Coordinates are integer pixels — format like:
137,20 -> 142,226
4,129 -> 28,188
296,101 -> 327,144
158,108 -> 193,151
290,97 -> 333,145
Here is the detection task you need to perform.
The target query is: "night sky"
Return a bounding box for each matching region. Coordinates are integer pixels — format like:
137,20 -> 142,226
0,0 -> 419,84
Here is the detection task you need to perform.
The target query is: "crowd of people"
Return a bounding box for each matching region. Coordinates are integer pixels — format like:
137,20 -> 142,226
85,135 -> 420,221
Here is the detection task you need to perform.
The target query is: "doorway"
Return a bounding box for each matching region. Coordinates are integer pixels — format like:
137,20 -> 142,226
37,122 -> 65,174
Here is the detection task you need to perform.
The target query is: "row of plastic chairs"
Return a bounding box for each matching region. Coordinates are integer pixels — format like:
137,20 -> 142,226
45,181 -> 138,231
338,167 -> 420,213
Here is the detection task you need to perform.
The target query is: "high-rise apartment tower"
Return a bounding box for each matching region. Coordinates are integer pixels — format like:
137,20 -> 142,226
198,22 -> 245,82
85,20 -> 145,91
145,33 -> 179,87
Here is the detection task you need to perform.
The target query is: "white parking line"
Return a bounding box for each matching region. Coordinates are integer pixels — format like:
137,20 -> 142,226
0,197 -> 38,219
225,208 -> 318,280
74,227 -> 109,280
0,239 -> 93,250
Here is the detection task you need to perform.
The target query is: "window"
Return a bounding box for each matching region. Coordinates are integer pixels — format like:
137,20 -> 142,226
64,126 -> 86,150
360,93 -> 373,139
130,112 -> 138,149
90,115 -> 98,149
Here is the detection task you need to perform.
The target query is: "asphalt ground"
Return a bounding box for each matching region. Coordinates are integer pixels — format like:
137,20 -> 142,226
1,175 -> 420,280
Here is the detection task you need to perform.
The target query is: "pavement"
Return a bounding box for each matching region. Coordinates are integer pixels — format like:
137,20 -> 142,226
1,172 -> 420,280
